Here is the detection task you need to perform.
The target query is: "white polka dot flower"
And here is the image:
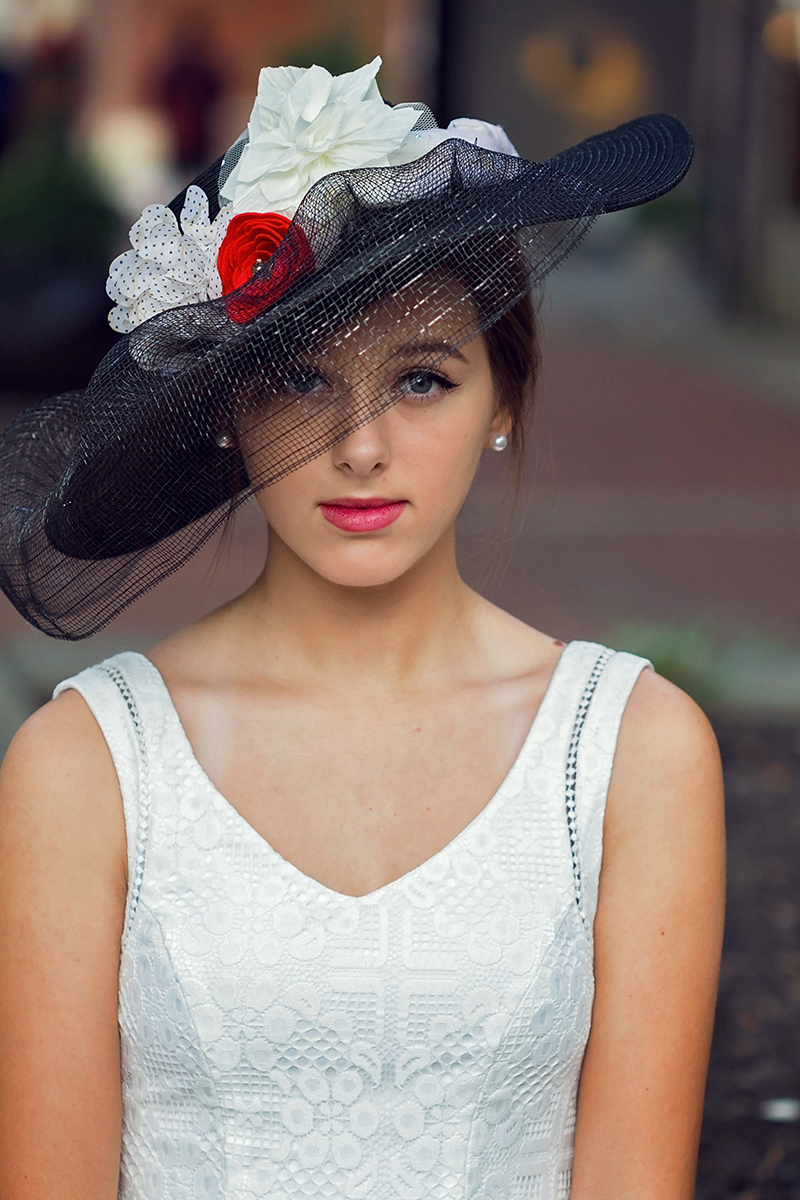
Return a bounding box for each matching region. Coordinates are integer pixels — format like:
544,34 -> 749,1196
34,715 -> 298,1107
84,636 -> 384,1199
106,185 -> 232,334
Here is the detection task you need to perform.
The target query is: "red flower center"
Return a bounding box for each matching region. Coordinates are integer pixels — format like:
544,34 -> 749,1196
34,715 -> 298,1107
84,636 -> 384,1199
217,212 -> 291,293
217,211 -> 314,324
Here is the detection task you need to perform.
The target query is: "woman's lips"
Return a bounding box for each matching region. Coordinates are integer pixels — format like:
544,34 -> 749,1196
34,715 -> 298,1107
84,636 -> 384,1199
319,498 -> 407,532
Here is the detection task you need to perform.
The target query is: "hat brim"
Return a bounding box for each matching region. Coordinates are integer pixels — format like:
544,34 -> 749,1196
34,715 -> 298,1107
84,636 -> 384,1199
0,114 -> 693,638
167,112 -> 693,226
546,112 -> 693,214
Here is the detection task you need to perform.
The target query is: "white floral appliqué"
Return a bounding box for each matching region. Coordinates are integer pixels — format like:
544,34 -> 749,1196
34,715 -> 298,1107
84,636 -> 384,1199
219,56 -> 419,218
106,186 -> 232,333
445,117 -> 519,156
387,116 -> 519,168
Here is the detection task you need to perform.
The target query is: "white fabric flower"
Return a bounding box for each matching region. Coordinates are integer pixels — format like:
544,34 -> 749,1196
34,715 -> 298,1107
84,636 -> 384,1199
107,186 -> 232,333
387,117 -> 519,169
445,118 -> 519,156
219,56 -> 419,217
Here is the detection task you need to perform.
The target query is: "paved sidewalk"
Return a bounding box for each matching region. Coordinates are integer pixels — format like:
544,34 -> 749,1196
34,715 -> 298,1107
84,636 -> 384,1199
466,320 -> 800,643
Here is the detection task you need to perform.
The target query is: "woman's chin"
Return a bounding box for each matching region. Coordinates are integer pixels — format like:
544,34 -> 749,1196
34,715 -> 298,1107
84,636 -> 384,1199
301,542 -> 433,591
312,560 -> 417,591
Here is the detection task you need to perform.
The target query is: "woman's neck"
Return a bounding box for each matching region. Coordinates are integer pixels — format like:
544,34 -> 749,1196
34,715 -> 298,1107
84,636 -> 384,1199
216,527 -> 481,688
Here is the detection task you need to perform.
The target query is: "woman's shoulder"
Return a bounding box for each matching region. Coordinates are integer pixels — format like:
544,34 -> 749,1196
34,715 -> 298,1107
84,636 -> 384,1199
618,666 -> 721,776
480,597 -> 720,779
2,688 -> 123,817
0,690 -> 127,898
604,666 -> 724,872
472,596 -> 565,677
0,646 -> 141,839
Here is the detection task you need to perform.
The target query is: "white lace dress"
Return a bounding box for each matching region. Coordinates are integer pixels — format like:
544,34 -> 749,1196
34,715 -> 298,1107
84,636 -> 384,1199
55,639 -> 648,1200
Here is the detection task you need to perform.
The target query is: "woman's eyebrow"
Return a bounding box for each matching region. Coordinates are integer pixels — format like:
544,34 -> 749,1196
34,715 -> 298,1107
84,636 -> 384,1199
390,341 -> 468,364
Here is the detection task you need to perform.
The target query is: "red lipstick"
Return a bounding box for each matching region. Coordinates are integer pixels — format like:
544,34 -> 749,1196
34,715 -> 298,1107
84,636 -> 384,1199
319,497 -> 406,532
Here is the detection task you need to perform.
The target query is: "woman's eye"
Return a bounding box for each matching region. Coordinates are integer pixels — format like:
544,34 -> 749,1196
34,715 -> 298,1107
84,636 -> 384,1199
399,371 -> 454,400
283,367 -> 328,397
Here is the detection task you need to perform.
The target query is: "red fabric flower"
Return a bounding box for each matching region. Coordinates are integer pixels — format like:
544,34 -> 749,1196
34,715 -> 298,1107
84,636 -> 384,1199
218,212 -> 290,292
217,212 -> 314,324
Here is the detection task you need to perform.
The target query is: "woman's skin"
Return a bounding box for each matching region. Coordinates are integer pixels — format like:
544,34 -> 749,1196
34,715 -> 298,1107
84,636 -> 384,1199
0,290 -> 725,1200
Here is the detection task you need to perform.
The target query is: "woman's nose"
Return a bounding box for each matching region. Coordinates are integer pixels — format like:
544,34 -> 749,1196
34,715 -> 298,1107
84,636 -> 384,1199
331,417 -> 390,477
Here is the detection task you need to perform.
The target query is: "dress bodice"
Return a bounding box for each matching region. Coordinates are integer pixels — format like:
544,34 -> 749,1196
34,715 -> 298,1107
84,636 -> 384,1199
55,640 -> 648,1200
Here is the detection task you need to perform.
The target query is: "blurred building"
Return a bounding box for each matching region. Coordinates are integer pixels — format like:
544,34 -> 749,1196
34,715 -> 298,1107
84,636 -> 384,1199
0,0 -> 440,393
439,0 -> 800,329
2,0 -> 798,337
78,0 -> 438,215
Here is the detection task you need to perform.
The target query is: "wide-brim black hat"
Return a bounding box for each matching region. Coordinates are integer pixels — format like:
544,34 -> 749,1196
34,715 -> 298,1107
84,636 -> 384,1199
0,112 -> 693,638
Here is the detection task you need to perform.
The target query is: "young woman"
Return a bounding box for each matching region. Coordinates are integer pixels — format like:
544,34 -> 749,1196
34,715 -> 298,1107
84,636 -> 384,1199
0,59 -> 724,1200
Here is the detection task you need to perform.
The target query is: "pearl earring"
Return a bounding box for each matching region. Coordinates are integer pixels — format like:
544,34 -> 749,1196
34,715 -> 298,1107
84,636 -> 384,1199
489,433 -> 508,452
216,431 -> 236,449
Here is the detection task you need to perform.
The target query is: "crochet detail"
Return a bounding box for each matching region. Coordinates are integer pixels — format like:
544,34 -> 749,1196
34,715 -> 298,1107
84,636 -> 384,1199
103,663 -> 151,936
565,647 -> 614,926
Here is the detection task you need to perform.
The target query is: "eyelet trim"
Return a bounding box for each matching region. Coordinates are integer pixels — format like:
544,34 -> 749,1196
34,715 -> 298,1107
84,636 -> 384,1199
104,663 -> 150,935
566,647 -> 613,925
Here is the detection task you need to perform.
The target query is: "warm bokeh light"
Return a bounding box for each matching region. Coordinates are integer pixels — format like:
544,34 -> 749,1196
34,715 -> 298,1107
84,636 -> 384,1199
763,8 -> 800,62
0,0 -> 85,48
520,22 -> 651,126
86,106 -> 175,218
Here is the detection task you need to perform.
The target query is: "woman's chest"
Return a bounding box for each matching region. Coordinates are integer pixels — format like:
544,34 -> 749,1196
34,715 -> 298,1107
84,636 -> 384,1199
132,745 -> 586,1058
174,686 -> 546,897
132,854 -> 583,1061
119,734 -> 592,1197
140,740 -> 577,976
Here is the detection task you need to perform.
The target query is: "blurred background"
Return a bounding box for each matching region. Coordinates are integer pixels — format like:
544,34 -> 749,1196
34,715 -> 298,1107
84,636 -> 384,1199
1,0 -> 800,1194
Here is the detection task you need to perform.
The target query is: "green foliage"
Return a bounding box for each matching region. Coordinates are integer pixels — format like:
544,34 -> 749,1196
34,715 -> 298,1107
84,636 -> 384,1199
0,131 -> 117,266
610,623 -> 800,717
631,187 -> 704,239
609,620 -> 723,711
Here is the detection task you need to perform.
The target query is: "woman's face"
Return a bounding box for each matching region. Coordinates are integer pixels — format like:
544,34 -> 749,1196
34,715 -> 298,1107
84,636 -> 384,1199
237,282 -> 510,590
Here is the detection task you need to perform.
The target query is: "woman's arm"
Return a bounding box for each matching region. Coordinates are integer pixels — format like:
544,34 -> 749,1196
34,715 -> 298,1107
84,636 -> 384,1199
0,692 -> 127,1200
570,669 -> 726,1200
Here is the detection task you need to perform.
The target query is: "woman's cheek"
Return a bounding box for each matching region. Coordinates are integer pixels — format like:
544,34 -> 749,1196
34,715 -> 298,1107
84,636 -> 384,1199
258,487 -> 314,542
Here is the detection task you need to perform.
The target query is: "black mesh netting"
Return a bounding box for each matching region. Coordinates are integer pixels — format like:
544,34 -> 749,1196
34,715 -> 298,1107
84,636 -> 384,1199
0,113 -> 692,638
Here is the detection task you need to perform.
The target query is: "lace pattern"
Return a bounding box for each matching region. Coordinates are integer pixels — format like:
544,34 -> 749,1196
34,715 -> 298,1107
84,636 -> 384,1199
56,640 -> 648,1200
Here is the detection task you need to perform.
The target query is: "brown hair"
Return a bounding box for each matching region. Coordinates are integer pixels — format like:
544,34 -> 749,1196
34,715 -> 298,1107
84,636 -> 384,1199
436,230 -> 538,490
484,290 -> 539,488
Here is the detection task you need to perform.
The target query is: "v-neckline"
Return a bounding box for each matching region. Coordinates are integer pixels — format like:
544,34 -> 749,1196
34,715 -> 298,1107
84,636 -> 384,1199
131,643 -> 574,901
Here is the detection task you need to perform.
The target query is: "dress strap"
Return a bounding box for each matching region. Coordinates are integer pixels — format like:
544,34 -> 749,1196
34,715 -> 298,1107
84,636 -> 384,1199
565,642 -> 651,927
53,651 -> 160,937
